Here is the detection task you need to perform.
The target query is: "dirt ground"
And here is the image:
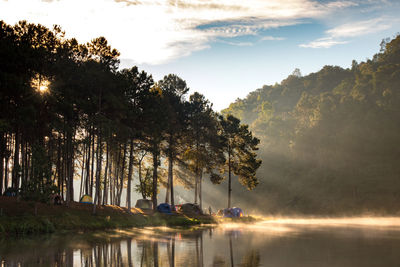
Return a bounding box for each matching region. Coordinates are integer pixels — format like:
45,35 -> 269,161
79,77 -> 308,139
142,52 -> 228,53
0,196 -> 151,217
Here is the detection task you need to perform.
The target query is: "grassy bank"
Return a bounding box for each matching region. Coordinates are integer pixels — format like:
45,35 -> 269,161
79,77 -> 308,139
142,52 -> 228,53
0,197 -> 215,236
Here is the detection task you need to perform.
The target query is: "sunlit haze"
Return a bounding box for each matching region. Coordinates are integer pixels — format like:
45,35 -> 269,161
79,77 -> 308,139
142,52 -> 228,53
1,0 -> 399,109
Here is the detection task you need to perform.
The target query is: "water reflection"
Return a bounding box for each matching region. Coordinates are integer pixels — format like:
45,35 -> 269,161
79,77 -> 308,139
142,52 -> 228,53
1,219 -> 400,266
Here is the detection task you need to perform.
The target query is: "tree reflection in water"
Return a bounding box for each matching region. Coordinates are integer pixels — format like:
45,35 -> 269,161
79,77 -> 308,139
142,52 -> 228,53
0,227 -> 261,267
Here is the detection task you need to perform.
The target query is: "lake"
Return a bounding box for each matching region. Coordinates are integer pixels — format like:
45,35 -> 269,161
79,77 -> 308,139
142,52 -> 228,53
1,218 -> 400,266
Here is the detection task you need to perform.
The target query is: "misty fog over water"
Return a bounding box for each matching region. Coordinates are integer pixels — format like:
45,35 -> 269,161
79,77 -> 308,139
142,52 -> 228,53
2,218 -> 400,266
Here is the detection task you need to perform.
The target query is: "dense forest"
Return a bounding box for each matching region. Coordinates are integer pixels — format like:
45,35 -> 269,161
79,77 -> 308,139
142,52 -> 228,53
0,20 -> 261,212
222,34 -> 400,215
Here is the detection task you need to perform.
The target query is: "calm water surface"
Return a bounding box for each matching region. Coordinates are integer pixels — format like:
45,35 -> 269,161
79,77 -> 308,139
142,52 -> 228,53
1,218 -> 400,266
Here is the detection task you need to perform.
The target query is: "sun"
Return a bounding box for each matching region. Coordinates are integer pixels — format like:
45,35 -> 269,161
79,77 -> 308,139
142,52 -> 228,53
31,74 -> 50,94
39,84 -> 48,93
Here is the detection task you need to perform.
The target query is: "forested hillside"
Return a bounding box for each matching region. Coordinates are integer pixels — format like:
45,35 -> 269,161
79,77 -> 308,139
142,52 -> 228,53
222,35 -> 400,215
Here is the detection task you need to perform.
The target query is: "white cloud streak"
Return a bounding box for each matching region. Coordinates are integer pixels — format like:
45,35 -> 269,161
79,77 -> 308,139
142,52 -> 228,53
300,17 -> 395,49
0,0 -> 356,64
326,18 -> 392,37
299,37 -> 348,48
261,36 -> 286,41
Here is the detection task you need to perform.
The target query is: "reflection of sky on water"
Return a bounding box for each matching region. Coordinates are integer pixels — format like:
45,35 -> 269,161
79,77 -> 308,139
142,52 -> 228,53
2,218 -> 400,266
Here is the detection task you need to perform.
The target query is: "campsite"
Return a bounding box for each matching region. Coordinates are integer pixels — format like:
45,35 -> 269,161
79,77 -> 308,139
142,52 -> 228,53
2,0 -> 400,265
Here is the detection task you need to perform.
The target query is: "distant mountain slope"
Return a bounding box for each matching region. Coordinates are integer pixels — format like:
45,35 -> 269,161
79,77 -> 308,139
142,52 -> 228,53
221,35 -> 400,215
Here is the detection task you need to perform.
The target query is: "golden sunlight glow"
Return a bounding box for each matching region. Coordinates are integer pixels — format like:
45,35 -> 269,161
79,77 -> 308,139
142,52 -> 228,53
31,74 -> 50,94
39,84 -> 48,93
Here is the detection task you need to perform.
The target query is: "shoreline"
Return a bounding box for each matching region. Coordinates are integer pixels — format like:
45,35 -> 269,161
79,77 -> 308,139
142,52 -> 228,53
0,197 -> 215,237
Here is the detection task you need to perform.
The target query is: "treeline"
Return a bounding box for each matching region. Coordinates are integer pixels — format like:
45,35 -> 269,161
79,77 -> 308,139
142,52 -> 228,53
223,35 -> 400,215
0,21 -> 261,211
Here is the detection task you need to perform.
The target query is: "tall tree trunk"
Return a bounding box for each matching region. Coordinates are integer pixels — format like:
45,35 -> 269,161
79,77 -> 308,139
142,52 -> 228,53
93,134 -> 102,214
68,133 -> 74,202
0,132 -> 4,194
4,155 -> 9,190
194,166 -> 198,204
79,140 -> 86,200
20,137 -> 26,188
169,149 -> 175,211
151,145 -> 159,211
138,157 -> 144,199
0,155 -> 3,194
12,130 -> 20,189
165,145 -> 172,204
126,139 -> 134,211
228,148 -> 232,209
199,170 -> 203,210
137,151 -> 146,199
85,132 -> 91,195
90,129 -> 95,196
117,143 -> 127,206
103,142 -> 109,205
56,134 -> 62,194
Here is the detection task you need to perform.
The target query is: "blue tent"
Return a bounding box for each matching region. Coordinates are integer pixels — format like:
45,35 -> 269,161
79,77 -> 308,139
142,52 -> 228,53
223,207 -> 243,218
231,207 -> 243,217
157,203 -> 172,214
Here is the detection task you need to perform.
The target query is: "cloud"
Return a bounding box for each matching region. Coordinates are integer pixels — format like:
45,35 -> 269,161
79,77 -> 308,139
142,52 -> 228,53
300,17 -> 395,49
326,18 -> 392,37
220,40 -> 254,47
299,37 -> 348,48
0,0 -> 359,64
261,36 -> 286,41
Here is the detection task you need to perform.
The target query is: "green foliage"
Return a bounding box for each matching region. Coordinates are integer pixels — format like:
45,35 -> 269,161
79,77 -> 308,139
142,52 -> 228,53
221,34 -> 400,215
134,167 -> 156,199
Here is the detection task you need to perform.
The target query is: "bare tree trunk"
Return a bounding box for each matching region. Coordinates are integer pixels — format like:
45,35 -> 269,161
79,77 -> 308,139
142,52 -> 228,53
169,149 -> 175,211
138,152 -> 146,199
103,142 -> 109,205
228,148 -> 232,209
4,155 -> 9,190
0,132 -> 4,194
199,170 -> 203,210
165,146 -> 172,204
93,135 -> 102,214
90,128 -> 95,196
126,139 -> 134,211
68,133 -> 74,202
20,137 -> 26,188
12,130 -> 20,189
194,166 -> 198,204
117,143 -> 127,206
79,139 -> 87,200
85,132 -> 91,195
0,157 -> 3,194
152,145 -> 159,211
56,134 -> 62,195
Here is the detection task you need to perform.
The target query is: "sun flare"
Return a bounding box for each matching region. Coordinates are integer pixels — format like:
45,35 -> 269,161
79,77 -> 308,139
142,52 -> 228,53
31,74 -> 50,94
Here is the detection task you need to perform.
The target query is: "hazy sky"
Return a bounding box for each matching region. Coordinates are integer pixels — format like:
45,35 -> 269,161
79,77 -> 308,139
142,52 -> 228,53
1,0 -> 399,110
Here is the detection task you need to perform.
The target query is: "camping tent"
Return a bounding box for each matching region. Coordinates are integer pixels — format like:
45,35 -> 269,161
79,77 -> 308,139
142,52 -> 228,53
3,187 -> 17,197
231,207 -> 243,217
157,203 -> 172,214
80,195 -> 93,204
223,207 -> 243,218
135,199 -> 153,210
50,194 -> 62,205
178,203 -> 202,215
